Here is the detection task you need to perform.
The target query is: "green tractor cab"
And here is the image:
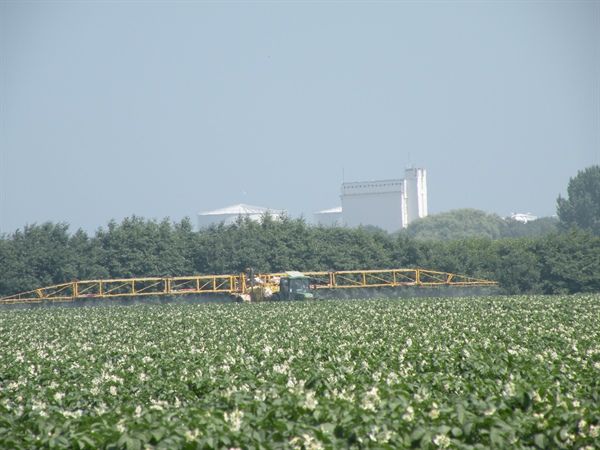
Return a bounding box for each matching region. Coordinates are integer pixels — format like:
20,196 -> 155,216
274,271 -> 314,301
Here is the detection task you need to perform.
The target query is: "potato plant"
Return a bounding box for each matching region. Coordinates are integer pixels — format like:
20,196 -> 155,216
1,294 -> 599,449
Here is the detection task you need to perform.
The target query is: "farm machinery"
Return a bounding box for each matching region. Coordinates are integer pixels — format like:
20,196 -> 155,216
237,269 -> 314,302
0,268 -> 498,305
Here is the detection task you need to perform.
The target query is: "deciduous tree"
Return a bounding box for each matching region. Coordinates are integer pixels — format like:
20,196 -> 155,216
557,165 -> 600,235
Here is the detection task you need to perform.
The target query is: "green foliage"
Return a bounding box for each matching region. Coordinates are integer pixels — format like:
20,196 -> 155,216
557,165 -> 600,235
426,238 -> 500,282
502,216 -> 559,238
94,216 -> 195,278
194,215 -> 393,275
400,209 -> 504,241
1,295 -> 599,448
311,225 -> 392,272
400,209 -> 557,241
0,223 -> 95,295
534,228 -> 600,294
0,212 -> 597,298
494,238 -> 543,295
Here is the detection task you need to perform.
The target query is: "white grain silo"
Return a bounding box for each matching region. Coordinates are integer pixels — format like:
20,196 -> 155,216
340,180 -> 405,232
339,167 -> 427,232
403,167 -> 428,225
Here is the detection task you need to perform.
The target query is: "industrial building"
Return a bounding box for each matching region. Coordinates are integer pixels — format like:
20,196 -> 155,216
197,204 -> 283,229
313,206 -> 343,226
203,167 -> 427,233
339,167 -> 428,232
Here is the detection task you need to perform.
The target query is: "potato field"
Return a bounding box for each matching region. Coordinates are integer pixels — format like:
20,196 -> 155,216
1,294 -> 599,449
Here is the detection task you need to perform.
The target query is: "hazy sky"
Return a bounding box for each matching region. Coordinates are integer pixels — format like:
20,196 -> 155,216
1,1 -> 598,234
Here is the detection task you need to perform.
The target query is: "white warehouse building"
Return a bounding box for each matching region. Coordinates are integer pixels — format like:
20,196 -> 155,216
313,206 -> 343,226
340,167 -> 427,232
197,204 -> 284,229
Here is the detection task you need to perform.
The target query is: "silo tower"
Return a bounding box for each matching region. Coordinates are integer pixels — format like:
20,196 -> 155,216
403,167 -> 428,226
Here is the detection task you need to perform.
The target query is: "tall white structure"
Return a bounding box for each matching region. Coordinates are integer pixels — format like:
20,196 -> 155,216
340,167 -> 427,232
403,167 -> 428,225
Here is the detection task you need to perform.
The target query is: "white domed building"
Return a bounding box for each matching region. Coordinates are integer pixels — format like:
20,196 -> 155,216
197,204 -> 284,229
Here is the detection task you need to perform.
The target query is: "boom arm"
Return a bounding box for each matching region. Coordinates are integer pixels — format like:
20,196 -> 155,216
0,269 -> 498,304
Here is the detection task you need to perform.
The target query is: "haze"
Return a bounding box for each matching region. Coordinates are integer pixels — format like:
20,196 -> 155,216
1,1 -> 598,234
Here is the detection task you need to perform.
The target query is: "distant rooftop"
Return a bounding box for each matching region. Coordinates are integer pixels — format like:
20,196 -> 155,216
314,206 -> 342,214
509,212 -> 537,223
199,204 -> 282,216
197,203 -> 285,230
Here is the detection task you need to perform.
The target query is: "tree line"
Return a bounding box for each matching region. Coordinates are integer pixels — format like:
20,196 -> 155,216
1,165 -> 598,298
397,208 -> 559,241
0,213 -> 598,297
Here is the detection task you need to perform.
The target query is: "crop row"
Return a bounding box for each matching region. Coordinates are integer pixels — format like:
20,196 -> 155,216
1,294 -> 599,449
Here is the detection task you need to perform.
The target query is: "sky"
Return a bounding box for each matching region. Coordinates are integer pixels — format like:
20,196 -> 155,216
1,0 -> 599,235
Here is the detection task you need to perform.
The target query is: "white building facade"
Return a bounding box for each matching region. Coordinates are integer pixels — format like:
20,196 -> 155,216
340,167 -> 427,232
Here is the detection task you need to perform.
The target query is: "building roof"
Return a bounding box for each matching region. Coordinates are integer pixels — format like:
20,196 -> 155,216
509,212 -> 537,223
314,206 -> 342,214
199,204 -> 282,216
341,179 -> 404,196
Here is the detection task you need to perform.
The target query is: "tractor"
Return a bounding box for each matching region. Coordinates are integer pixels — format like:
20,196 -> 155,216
238,270 -> 314,302
272,271 -> 314,301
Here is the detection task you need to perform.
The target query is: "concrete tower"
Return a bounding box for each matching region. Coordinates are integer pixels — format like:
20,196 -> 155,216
403,167 -> 428,226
